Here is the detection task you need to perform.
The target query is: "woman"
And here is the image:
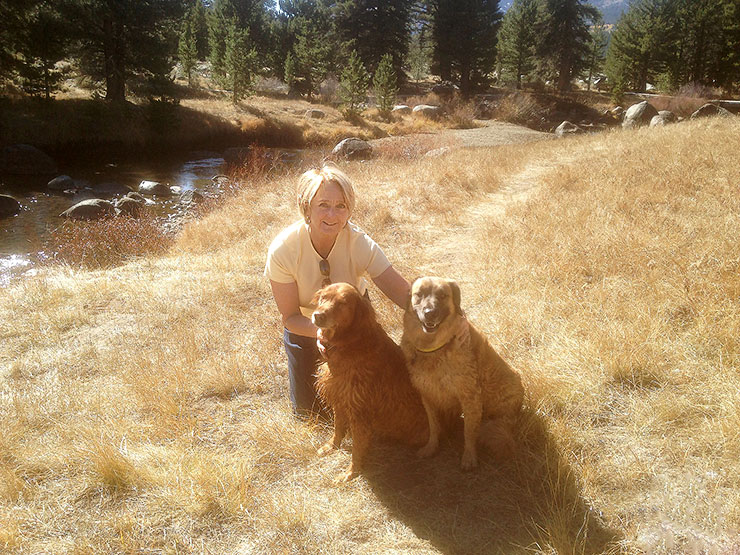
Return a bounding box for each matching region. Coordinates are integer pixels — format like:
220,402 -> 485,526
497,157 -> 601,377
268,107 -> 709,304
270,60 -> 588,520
265,165 -> 410,417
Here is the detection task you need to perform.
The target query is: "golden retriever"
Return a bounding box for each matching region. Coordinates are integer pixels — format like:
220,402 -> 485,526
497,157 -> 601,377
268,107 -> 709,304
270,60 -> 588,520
401,276 -> 524,470
311,282 -> 429,481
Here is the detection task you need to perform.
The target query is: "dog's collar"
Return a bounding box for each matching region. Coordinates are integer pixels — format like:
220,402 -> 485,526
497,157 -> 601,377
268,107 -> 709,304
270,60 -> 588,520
416,340 -> 451,353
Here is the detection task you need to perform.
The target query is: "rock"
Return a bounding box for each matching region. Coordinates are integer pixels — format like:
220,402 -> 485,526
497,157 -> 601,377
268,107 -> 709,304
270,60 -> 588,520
555,121 -> 584,137
622,101 -> 659,129
609,106 -> 624,118
304,109 -> 326,119
0,144 -> 57,175
650,110 -> 677,127
138,180 -> 173,196
179,190 -> 206,205
60,199 -> 116,220
48,175 -> 75,191
412,104 -> 442,119
690,103 -> 734,120
92,182 -> 134,196
115,196 -> 146,218
0,194 -> 21,218
125,191 -> 149,203
392,105 -> 412,115
331,137 -> 373,160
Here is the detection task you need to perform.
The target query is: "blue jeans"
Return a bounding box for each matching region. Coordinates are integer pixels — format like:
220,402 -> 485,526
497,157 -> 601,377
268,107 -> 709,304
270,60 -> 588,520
283,328 -> 326,418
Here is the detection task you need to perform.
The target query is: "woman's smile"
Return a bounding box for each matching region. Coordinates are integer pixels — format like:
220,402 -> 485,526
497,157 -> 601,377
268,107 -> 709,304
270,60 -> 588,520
309,182 -> 349,242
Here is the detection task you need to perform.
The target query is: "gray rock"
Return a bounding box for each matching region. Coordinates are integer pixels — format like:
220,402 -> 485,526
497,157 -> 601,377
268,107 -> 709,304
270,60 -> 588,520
60,199 -> 116,220
304,109 -> 326,119
412,104 -> 442,119
0,144 -> 57,175
125,191 -> 148,203
609,106 -> 624,118
92,182 -> 134,196
555,121 -> 584,137
424,147 -> 452,158
331,137 -> 373,160
116,196 -> 146,218
0,194 -> 21,218
392,105 -> 412,115
179,190 -> 206,205
48,175 -> 75,191
650,111 -> 676,127
622,101 -> 659,129
138,180 -> 173,196
690,103 -> 734,120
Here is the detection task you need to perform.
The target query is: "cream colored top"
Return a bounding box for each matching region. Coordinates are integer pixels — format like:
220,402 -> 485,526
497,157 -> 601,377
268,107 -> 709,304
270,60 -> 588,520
265,220 -> 391,317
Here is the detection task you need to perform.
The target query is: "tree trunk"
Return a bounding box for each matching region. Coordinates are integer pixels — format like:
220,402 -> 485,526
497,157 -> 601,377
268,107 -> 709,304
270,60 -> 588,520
103,17 -> 126,102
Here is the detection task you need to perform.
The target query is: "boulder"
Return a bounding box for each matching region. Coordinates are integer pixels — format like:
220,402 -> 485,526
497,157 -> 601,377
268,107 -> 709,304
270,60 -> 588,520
412,104 -> 442,119
48,175 -> 75,191
392,105 -> 412,115
115,196 -> 146,218
424,147 -> 452,158
0,194 -> 21,218
92,182 -> 133,196
650,110 -> 677,127
609,106 -> 624,118
138,180 -> 173,196
1,144 -> 57,175
690,103 -> 734,120
622,101 -> 659,129
179,190 -> 206,205
125,191 -> 149,203
60,199 -> 116,220
555,121 -> 584,137
331,137 -> 373,160
304,109 -> 326,119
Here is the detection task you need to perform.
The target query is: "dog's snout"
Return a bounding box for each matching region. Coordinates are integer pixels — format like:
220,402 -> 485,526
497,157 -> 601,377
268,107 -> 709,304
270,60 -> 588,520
423,306 -> 439,319
313,311 -> 326,326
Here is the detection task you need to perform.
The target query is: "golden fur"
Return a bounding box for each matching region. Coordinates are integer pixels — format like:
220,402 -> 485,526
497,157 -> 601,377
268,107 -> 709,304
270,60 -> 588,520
401,276 -> 524,470
311,282 -> 429,481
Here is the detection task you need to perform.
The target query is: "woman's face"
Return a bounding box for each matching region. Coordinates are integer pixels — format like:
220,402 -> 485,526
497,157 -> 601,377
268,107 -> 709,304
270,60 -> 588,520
309,181 -> 350,239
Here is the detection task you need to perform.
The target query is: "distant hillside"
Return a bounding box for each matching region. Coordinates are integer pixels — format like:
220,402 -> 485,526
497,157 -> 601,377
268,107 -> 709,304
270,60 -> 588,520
500,0 -> 629,24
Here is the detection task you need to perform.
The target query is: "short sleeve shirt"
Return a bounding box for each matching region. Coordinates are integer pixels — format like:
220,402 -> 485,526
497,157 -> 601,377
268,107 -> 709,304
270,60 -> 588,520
265,220 -> 391,317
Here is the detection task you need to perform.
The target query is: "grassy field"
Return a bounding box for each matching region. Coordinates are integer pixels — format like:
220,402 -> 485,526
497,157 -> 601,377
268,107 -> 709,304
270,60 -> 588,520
1,116 -> 739,553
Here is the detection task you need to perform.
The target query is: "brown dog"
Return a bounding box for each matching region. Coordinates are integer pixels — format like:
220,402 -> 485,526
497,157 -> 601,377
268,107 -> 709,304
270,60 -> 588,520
311,282 -> 428,482
401,277 -> 524,470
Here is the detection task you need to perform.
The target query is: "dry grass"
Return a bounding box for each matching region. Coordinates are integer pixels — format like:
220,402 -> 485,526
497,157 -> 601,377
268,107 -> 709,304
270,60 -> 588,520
2,117 -> 740,553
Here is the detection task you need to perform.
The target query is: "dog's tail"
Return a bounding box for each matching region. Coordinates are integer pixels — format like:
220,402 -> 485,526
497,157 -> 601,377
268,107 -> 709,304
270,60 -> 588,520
478,417 -> 517,461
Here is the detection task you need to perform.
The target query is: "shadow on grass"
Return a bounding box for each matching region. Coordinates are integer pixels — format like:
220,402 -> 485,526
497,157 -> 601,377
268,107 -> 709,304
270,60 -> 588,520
363,409 -> 621,554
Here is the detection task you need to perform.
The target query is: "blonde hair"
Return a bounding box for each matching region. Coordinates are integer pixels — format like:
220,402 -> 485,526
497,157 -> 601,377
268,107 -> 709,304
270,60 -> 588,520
296,165 -> 356,223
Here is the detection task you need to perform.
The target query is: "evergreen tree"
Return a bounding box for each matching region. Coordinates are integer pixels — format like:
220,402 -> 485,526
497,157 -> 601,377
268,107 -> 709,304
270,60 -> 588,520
192,0 -> 210,60
373,53 -> 398,116
431,0 -> 502,95
334,0 -> 413,84
496,0 -> 538,89
178,4 -> 199,87
284,50 -> 297,93
16,1 -> 69,99
339,50 -> 370,117
584,21 -> 609,90
292,15 -> 334,97
63,0 -> 183,102
224,18 -> 258,102
536,0 -> 600,91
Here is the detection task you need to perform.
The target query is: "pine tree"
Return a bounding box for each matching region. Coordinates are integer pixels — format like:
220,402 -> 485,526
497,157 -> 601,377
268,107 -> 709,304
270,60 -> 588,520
178,4 -> 199,87
339,50 -> 370,117
284,50 -> 297,93
224,19 -> 258,102
536,0 -> 600,92
496,0 -> 538,89
292,17 -> 334,98
16,1 -> 68,99
431,0 -> 502,95
373,53 -> 398,116
584,22 -> 609,90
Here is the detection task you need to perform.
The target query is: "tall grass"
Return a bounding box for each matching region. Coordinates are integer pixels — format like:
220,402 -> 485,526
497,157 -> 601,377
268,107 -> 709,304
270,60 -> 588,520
1,117 -> 739,553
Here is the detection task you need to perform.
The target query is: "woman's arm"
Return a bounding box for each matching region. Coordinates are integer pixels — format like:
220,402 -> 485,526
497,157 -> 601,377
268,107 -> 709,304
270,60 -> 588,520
371,265 -> 411,309
270,280 -> 318,338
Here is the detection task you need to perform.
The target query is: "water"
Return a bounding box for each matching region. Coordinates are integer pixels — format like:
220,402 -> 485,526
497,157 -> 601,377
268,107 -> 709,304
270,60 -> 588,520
0,151 -> 227,286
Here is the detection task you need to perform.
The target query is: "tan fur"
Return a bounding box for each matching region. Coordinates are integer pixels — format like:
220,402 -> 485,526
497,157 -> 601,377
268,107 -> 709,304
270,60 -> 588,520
401,276 -> 524,470
311,283 -> 429,482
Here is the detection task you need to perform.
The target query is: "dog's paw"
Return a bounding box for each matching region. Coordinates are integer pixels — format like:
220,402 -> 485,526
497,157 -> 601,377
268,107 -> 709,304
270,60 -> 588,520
417,442 -> 438,458
460,450 -> 478,471
317,442 -> 336,456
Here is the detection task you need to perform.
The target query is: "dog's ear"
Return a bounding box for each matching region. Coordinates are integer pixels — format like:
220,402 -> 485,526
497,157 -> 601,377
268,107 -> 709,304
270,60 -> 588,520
406,277 -> 420,310
350,287 -> 376,328
448,280 -> 462,315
